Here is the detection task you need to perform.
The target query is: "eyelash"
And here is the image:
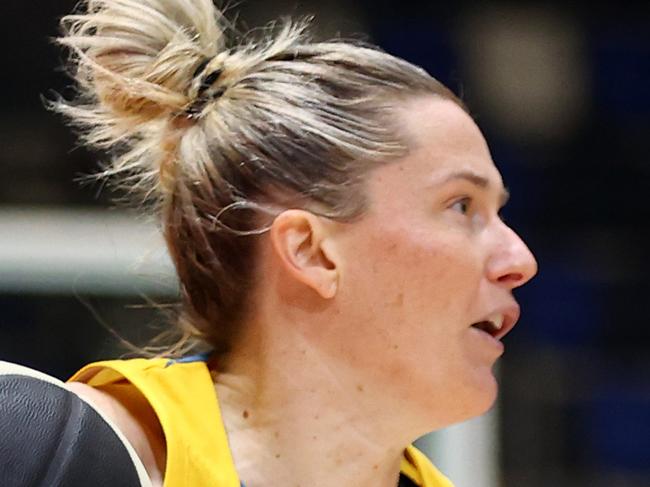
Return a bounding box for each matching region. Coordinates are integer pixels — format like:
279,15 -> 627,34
449,197 -> 507,223
450,197 -> 472,215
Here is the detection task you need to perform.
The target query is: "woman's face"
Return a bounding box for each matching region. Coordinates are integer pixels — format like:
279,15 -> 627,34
329,96 -> 538,429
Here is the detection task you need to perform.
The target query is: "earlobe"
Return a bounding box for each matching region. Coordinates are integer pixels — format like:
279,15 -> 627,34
270,210 -> 339,299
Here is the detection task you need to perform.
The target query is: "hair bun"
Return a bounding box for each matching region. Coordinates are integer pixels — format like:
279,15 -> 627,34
50,0 -> 230,199
53,0 -> 226,140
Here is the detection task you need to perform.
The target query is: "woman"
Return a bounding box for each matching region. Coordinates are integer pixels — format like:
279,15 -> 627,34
53,0 -> 538,486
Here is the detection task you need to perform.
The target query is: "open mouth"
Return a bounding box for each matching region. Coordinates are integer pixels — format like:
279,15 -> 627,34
469,307 -> 520,340
470,319 -> 502,338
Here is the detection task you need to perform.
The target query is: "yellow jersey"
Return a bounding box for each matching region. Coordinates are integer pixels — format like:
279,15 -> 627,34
68,356 -> 454,487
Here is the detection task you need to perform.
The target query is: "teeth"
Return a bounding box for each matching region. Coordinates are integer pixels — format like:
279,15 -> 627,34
485,313 -> 504,330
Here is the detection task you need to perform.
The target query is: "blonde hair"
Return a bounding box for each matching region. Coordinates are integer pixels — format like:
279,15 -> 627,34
52,0 -> 463,355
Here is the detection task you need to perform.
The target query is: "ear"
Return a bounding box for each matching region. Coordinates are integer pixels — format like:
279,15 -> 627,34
269,209 -> 339,299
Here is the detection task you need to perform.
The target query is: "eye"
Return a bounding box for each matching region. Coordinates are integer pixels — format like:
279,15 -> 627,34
450,197 -> 472,215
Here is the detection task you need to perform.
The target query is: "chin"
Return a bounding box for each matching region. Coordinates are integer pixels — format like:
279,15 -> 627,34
416,373 -> 499,430
467,368 -> 500,417
452,367 -> 500,424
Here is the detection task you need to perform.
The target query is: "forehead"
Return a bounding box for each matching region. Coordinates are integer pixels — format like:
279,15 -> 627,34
360,96 -> 506,217
396,96 -> 499,177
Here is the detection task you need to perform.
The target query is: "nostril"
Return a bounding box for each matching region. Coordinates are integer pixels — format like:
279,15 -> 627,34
498,272 -> 524,284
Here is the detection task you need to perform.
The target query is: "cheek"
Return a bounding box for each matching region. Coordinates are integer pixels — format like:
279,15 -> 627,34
336,216 -> 484,350
369,225 -> 481,318
337,231 -> 473,376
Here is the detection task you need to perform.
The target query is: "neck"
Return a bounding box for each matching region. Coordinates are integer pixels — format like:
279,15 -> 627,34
213,315 -> 416,487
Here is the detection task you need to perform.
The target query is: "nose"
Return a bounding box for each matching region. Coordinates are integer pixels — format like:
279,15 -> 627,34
486,223 -> 538,289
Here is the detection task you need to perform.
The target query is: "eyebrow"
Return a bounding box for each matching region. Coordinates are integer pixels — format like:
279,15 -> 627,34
431,170 -> 510,207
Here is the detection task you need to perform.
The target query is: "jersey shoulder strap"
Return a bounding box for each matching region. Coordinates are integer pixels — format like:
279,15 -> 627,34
401,445 -> 455,487
69,358 -> 453,487
68,357 -> 241,487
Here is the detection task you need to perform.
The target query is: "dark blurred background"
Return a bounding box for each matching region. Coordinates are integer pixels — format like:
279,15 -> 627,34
0,1 -> 648,486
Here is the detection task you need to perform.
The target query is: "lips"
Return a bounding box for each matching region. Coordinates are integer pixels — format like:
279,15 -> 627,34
470,304 -> 521,340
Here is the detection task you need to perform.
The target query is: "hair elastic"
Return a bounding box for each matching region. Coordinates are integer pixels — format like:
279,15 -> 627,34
186,58 -> 226,118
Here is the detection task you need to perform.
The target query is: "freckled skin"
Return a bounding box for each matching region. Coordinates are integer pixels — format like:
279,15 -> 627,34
214,96 -> 538,487
315,96 -> 538,429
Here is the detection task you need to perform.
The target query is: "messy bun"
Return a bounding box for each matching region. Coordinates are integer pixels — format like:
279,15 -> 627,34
53,0 -> 228,195
52,0 -> 463,355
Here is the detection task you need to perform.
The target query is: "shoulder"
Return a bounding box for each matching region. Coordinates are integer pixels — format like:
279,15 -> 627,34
65,382 -> 126,424
67,355 -> 227,486
65,381 -> 166,487
0,361 -> 156,486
